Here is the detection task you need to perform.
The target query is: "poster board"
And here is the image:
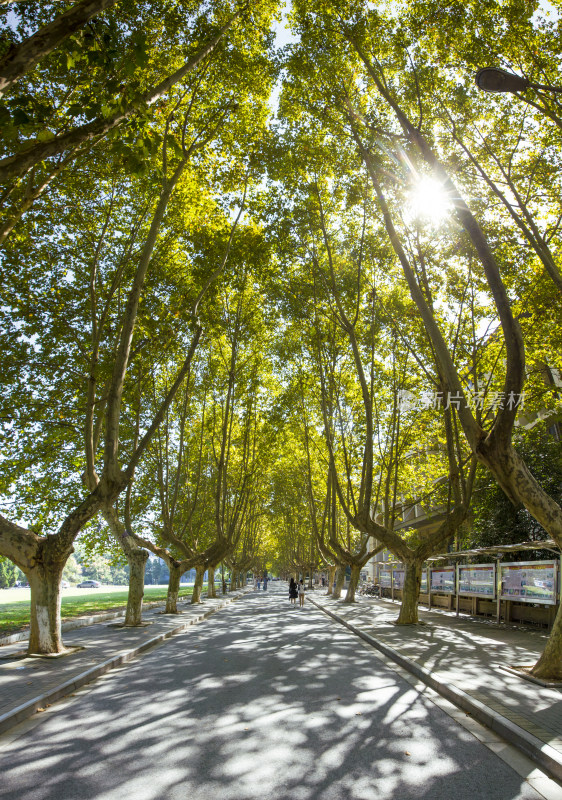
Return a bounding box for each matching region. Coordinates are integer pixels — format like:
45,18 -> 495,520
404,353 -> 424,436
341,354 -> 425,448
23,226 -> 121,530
391,568 -> 428,594
392,569 -> 404,590
458,564 -> 496,598
430,566 -> 455,594
379,568 -> 392,588
500,561 -> 557,605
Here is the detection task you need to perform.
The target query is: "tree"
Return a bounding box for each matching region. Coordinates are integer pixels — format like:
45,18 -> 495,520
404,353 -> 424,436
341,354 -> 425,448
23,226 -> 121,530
281,0 -> 562,674
0,0 -> 119,96
470,427 -> 562,556
0,3 -> 275,651
0,555 -> 16,588
62,554 -> 82,584
0,2 -> 251,184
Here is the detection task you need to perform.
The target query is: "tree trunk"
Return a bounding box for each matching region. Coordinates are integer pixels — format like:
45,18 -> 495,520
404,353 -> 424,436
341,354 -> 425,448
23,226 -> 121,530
207,565 -> 217,598
531,599 -> 562,680
231,569 -> 238,590
123,549 -> 148,626
27,559 -> 66,655
327,565 -> 337,595
191,565 -> 204,603
344,564 -> 361,603
0,0 -> 119,96
165,562 -> 182,614
0,15 -> 240,180
333,566 -> 346,599
396,562 -> 422,625
481,442 -> 562,541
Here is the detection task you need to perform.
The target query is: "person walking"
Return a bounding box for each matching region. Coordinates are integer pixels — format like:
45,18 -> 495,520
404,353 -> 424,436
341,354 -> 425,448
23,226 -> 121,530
289,577 -> 298,605
298,579 -> 305,608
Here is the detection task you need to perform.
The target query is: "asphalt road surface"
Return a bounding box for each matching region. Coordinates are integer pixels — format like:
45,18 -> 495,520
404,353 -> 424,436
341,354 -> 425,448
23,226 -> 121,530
0,585 -> 546,800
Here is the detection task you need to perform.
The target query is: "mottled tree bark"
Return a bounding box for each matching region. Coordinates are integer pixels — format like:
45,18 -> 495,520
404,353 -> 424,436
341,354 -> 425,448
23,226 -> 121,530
396,562 -> 422,625
327,565 -> 337,595
533,600 -> 562,679
207,565 -> 217,598
165,562 -> 183,614
123,549 -> 149,625
343,564 -> 361,603
27,558 -> 67,654
191,565 -> 205,603
333,566 -> 346,599
101,505 -> 148,626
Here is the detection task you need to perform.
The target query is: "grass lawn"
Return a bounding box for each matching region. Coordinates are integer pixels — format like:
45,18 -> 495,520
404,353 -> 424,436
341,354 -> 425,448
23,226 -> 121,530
0,584 -> 196,636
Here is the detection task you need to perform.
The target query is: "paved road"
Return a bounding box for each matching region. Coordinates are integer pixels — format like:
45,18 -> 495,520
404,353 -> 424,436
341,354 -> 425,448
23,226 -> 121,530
310,592 -> 562,756
0,586 -> 546,800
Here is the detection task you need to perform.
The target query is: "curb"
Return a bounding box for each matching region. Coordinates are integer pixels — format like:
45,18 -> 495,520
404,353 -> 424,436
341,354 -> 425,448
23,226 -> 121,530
0,590 -> 240,647
0,595 -> 201,647
1,610 -> 128,647
0,591 -> 244,736
310,597 -> 562,785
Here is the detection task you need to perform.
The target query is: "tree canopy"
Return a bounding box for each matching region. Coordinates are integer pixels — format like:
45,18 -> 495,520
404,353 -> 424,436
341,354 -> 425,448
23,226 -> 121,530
1,0 -> 561,676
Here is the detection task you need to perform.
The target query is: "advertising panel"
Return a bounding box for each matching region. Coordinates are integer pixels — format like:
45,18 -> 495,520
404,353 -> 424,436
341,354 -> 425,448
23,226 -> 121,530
500,561 -> 557,605
379,569 -> 392,588
458,564 -> 495,598
420,569 -> 428,594
430,566 -> 455,594
392,569 -> 404,590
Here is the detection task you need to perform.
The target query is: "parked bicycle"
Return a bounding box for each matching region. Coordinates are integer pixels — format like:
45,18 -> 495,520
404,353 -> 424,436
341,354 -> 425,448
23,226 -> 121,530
359,583 -> 380,597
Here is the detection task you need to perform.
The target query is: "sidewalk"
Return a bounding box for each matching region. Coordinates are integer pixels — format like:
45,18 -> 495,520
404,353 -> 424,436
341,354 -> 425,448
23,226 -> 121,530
0,589 -> 248,735
309,591 -> 562,783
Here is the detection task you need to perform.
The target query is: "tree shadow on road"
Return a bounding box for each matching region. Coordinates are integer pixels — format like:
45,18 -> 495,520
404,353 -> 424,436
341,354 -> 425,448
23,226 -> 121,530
0,590 -> 542,800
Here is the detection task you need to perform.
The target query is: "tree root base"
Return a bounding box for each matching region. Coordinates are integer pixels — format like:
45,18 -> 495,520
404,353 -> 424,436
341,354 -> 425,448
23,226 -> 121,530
498,664 -> 562,687
106,621 -> 153,629
28,646 -> 85,659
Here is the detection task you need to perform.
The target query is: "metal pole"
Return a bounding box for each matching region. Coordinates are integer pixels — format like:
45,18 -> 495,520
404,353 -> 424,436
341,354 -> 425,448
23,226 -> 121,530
456,563 -> 460,617
496,558 -> 502,625
428,567 -> 432,611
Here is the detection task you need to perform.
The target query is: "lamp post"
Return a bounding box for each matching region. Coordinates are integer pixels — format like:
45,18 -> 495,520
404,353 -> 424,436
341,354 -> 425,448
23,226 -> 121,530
475,66 -> 562,94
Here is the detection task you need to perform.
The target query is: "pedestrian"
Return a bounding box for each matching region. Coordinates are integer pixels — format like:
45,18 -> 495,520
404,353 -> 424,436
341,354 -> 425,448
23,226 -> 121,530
263,574 -> 268,591
298,579 -> 305,607
289,577 -> 298,605
257,576 -> 261,590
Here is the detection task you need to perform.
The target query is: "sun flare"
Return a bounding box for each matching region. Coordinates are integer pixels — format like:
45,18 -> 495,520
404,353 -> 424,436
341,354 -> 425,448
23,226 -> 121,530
407,176 -> 452,225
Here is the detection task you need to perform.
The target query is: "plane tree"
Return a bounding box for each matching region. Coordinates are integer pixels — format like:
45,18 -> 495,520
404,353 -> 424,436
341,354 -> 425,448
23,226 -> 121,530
125,239 -> 274,608
283,0 -> 562,674
0,0 -> 269,187
399,0 -> 562,295
0,4 -> 275,652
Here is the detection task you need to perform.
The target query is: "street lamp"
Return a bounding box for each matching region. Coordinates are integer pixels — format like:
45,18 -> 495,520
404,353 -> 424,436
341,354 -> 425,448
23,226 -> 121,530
475,66 -> 562,94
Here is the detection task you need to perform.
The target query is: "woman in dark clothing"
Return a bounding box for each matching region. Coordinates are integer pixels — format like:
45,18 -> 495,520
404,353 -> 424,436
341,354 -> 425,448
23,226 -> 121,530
289,577 -> 298,604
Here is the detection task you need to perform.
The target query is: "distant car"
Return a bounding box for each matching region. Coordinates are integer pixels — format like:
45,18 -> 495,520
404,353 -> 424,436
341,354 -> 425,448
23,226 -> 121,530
77,580 -> 101,588
61,580 -> 70,589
